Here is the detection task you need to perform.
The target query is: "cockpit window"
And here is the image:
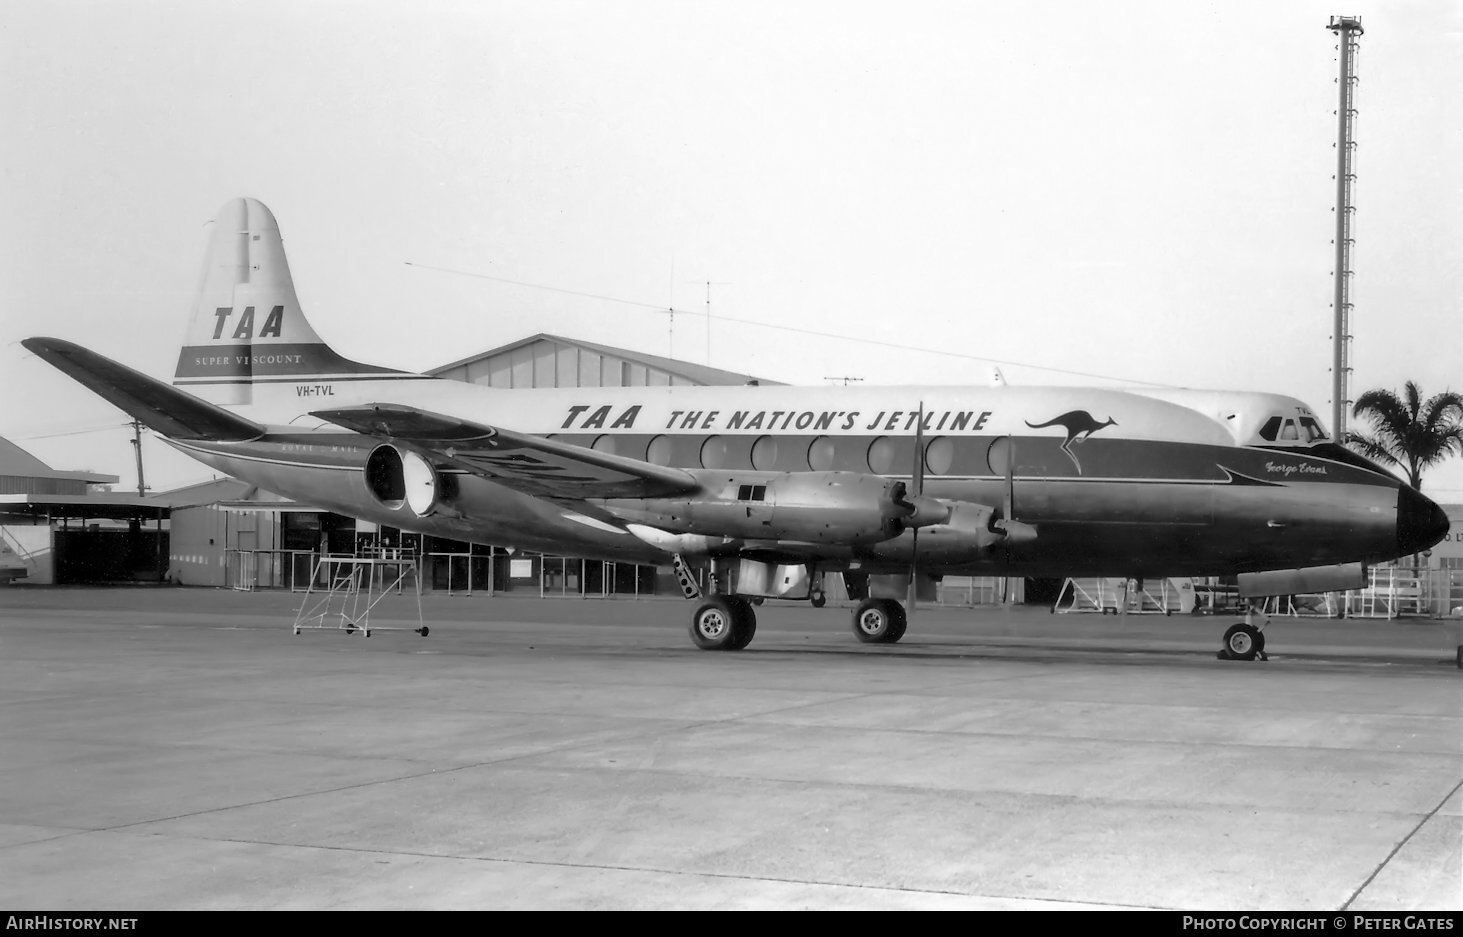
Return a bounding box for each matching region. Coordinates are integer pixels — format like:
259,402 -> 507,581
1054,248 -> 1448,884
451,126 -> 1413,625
1258,414 -> 1329,445
1299,417 -> 1329,443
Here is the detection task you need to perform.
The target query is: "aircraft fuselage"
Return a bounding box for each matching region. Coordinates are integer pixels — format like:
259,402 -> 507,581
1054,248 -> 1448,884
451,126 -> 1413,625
165,379 -> 1428,579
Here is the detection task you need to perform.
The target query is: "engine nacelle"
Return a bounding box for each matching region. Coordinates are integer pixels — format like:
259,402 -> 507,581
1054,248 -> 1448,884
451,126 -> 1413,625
364,444 -> 446,517
626,471 -> 939,544
864,501 -> 1035,563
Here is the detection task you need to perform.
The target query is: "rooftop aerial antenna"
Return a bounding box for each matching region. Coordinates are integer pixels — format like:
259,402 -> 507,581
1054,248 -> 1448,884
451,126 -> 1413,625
665,258 -> 677,359
1327,14 -> 1363,440
690,279 -> 730,366
824,376 -> 864,386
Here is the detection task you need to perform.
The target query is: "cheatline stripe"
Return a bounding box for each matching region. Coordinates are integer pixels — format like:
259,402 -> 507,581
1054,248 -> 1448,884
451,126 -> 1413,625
168,440 -> 361,472
165,440 -> 1330,488
174,373 -> 433,385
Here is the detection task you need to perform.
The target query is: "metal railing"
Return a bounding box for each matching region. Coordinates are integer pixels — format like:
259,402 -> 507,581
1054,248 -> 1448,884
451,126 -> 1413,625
215,549 -> 1463,620
226,549 -> 321,592
938,576 -> 1024,607
421,551 -> 495,596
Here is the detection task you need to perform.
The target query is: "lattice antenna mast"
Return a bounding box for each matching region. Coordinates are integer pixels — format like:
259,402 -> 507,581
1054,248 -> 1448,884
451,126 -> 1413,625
1328,15 -> 1363,439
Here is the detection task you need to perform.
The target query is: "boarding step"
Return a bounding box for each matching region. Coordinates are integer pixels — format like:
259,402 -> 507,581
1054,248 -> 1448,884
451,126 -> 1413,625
1053,577 -> 1194,615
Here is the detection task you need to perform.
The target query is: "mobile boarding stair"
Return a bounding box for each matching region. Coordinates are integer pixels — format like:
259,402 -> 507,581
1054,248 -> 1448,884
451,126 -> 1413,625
293,548 -> 429,638
1053,577 -> 1196,615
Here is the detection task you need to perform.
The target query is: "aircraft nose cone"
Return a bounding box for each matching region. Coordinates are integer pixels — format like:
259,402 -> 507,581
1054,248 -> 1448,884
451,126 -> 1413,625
1397,485 -> 1450,557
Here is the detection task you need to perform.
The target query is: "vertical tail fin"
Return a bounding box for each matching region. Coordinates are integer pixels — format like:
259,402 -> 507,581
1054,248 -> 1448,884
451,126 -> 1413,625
173,198 -> 414,405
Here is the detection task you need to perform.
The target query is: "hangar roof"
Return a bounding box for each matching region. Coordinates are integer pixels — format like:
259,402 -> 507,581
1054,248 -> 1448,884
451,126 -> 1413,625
0,478 -> 266,522
428,333 -> 781,386
0,436 -> 118,485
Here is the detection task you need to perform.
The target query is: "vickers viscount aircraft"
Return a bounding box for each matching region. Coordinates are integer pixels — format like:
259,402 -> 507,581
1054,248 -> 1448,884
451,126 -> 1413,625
24,198 -> 1450,657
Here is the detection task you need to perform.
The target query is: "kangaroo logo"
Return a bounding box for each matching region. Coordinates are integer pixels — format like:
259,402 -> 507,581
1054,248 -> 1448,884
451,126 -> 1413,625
1025,410 -> 1117,474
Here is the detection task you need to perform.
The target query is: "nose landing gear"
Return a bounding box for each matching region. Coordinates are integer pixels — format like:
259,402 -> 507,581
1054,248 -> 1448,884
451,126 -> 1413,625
1218,603 -> 1269,661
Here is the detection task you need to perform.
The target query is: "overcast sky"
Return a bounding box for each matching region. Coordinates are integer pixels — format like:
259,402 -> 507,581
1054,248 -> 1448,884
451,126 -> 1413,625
2,0 -> 1461,496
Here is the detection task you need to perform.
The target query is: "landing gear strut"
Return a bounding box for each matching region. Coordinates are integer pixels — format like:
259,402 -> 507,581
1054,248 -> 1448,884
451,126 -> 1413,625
689,595 -> 757,651
851,597 -> 907,644
1218,603 -> 1269,661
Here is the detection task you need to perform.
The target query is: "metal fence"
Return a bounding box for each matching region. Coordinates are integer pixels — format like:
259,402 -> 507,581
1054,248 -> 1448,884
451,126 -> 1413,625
218,549 -> 1463,620
227,549 -> 318,591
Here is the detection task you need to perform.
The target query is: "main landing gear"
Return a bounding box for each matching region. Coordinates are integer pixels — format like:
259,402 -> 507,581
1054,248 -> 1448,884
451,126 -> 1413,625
1217,603 -> 1269,662
851,597 -> 907,644
687,593 -> 912,651
689,595 -> 758,651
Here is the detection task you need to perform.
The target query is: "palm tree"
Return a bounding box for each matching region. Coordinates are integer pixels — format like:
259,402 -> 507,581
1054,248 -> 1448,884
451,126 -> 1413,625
1349,382 -> 1463,490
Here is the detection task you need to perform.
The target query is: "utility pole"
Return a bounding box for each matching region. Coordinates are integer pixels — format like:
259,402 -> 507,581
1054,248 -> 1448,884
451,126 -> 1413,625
1328,15 -> 1363,440
130,420 -> 146,496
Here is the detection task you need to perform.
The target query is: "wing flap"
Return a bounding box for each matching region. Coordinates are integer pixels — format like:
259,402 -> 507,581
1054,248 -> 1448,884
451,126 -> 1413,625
310,403 -> 700,500
23,337 -> 264,442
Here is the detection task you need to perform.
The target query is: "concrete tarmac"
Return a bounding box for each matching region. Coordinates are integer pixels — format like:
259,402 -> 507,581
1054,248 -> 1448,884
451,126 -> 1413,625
0,586 -> 1458,911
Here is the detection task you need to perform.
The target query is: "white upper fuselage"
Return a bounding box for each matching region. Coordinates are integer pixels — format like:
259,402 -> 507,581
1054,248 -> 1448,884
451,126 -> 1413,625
231,371 -> 1314,456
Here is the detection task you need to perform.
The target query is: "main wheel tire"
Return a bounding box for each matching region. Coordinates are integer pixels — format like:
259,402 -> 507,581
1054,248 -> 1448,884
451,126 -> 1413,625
810,591 -> 827,609
690,597 -> 741,650
1222,623 -> 1262,661
727,597 -> 758,650
886,604 -> 908,644
852,598 -> 901,644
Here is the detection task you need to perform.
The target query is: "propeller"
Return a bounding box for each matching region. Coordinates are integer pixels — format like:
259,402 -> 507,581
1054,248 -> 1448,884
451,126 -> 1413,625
908,400 -> 925,614
1003,436 -> 1015,540
1003,437 -> 1016,604
995,435 -> 1017,604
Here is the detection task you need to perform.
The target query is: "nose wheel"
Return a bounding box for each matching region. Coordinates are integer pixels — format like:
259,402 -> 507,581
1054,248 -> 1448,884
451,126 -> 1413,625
1218,623 -> 1267,661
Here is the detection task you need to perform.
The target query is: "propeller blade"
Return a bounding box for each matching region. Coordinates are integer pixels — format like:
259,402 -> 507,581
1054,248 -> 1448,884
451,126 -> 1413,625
913,400 -> 926,496
908,400 -> 925,614
1004,435 -> 1015,528
1003,436 -> 1016,605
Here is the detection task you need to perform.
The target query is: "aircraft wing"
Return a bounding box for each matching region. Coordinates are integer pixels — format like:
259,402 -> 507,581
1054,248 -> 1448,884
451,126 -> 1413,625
22,337 -> 265,442
310,403 -> 701,500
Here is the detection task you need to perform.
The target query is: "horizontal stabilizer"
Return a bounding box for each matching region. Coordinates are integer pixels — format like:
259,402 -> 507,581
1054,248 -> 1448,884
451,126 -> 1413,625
23,337 -> 265,442
311,403 -> 700,500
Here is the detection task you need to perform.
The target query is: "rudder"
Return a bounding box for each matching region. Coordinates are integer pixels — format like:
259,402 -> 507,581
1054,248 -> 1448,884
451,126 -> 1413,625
173,198 -> 412,405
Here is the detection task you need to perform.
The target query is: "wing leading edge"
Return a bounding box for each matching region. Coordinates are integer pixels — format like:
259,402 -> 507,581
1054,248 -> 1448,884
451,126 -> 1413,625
310,403 -> 701,500
23,337 -> 265,442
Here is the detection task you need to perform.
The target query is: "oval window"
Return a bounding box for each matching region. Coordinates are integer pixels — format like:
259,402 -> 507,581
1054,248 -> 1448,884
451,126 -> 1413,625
591,435 -> 618,456
986,437 -> 1013,476
751,436 -> 779,470
808,436 -> 836,471
924,436 -> 954,475
867,436 -> 896,474
700,435 -> 727,469
646,435 -> 674,466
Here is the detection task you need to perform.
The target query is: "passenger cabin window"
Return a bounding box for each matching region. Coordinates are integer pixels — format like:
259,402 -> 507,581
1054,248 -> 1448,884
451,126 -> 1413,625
736,484 -> 768,502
